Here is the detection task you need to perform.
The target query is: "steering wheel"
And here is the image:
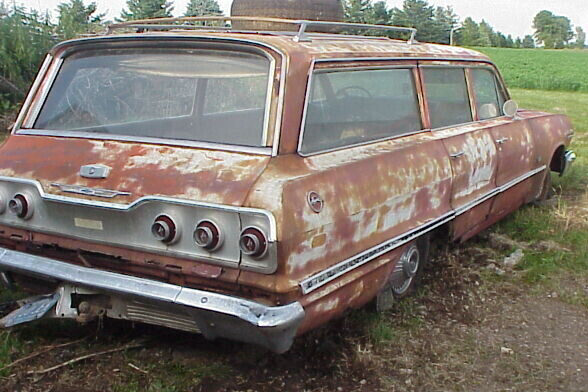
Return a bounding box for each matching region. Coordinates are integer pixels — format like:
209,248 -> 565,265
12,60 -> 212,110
335,85 -> 372,98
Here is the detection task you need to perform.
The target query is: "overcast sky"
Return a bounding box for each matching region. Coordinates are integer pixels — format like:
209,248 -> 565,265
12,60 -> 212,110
16,0 -> 588,39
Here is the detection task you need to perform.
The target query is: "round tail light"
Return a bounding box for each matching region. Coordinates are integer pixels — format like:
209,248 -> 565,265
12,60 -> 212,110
239,227 -> 268,258
8,193 -> 33,219
151,215 -> 179,244
194,220 -> 223,251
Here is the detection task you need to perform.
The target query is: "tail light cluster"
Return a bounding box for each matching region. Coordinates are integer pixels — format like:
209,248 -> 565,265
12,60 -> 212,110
150,215 -> 268,259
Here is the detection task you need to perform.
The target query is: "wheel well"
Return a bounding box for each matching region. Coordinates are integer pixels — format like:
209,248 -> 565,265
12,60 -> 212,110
550,145 -> 566,174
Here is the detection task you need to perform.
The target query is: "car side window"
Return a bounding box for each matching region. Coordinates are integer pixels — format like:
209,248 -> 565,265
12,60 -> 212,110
423,68 -> 472,129
471,68 -> 503,120
300,68 -> 422,155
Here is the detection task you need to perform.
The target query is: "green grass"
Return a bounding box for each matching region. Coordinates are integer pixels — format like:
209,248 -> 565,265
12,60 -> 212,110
475,47 -> 588,93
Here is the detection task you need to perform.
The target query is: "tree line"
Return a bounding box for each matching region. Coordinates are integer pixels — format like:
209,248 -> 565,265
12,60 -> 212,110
344,0 -> 585,49
0,0 -> 586,120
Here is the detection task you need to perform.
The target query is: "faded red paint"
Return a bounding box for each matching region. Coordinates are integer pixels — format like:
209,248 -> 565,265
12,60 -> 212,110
0,28 -> 575,339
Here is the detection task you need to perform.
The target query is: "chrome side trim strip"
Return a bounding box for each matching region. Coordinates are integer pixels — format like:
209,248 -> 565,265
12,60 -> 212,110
0,247 -> 304,353
300,211 -> 454,294
0,176 -> 277,242
300,164 -> 547,294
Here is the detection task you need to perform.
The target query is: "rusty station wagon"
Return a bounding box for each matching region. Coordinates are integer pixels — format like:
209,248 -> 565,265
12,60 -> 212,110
0,16 -> 576,353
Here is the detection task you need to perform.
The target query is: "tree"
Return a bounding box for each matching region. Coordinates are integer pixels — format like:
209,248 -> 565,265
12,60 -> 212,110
533,10 -> 573,49
514,37 -> 522,48
0,5 -> 56,109
391,0 -> 437,43
184,0 -> 222,17
56,0 -> 104,40
369,1 -> 391,26
119,0 -> 173,21
457,17 -> 480,46
432,6 -> 458,44
343,0 -> 373,24
522,34 -> 535,48
575,26 -> 586,49
477,20 -> 495,46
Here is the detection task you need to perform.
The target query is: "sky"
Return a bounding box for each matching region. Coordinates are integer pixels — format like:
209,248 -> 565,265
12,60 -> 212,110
14,0 -> 588,39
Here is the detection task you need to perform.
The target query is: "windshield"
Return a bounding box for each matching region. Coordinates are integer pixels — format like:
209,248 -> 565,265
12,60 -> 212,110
33,48 -> 271,147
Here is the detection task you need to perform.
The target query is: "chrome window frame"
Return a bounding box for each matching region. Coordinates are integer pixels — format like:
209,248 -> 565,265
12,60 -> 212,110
297,59 -> 424,157
13,36 -> 286,157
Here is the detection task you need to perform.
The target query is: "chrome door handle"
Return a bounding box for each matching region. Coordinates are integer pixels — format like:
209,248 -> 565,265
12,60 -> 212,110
496,137 -> 510,144
450,151 -> 465,158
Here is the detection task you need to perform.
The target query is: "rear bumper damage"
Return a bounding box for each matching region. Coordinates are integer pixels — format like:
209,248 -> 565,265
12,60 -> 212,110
0,247 -> 304,353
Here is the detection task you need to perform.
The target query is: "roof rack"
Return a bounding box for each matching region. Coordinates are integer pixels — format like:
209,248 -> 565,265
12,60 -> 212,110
106,16 -> 418,44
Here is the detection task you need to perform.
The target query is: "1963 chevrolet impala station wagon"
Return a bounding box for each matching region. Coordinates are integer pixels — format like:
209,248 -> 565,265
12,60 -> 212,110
0,16 -> 576,353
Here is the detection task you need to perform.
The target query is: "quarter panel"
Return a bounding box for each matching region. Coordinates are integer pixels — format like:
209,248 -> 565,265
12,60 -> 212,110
242,132 -> 453,291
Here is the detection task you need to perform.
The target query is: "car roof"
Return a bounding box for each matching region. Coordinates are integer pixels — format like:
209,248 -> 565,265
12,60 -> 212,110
52,30 -> 491,64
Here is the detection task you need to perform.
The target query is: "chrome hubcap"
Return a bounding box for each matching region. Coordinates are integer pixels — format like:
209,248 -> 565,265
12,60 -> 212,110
390,245 -> 420,296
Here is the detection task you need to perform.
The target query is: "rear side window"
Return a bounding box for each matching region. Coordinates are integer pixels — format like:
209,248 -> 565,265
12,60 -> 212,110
423,68 -> 472,129
300,68 -> 422,154
471,68 -> 504,120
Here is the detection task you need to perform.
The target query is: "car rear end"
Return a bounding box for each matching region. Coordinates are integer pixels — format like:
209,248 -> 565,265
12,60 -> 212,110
0,33 -> 303,353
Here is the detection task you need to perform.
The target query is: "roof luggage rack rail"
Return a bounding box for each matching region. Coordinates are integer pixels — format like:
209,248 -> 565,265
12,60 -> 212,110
106,16 -> 418,44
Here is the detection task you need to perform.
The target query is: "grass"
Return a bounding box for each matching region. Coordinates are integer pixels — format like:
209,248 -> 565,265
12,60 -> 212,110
490,88 -> 588,296
475,47 -> 588,92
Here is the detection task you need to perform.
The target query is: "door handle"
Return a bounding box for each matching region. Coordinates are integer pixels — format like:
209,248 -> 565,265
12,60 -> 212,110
496,137 -> 510,144
450,151 -> 465,158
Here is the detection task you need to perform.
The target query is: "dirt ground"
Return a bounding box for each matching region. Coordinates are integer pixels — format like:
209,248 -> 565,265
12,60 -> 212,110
1,236 -> 586,392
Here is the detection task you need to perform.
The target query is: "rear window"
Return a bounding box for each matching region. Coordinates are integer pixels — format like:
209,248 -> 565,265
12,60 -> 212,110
423,68 -> 472,129
300,68 -> 422,154
33,48 -> 271,147
471,68 -> 504,120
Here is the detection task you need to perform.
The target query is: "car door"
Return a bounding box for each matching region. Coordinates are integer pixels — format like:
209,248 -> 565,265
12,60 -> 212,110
466,67 -> 538,219
420,65 -> 498,239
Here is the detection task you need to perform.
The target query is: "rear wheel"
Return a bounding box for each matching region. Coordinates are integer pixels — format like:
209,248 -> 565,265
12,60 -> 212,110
376,236 -> 430,311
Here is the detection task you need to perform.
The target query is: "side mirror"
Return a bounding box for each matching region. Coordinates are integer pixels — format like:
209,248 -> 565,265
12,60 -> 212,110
503,100 -> 518,118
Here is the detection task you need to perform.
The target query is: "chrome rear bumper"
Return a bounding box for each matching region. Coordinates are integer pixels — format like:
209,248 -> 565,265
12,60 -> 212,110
0,247 -> 304,353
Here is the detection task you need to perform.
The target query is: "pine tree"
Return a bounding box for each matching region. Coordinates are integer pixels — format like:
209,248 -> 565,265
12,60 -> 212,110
343,0 -> 372,24
119,0 -> 173,21
391,0 -> 437,43
369,1 -> 390,25
185,0 -> 222,17
0,5 -> 55,106
457,17 -> 480,46
57,0 -> 104,39
432,6 -> 458,44
477,20 -> 495,47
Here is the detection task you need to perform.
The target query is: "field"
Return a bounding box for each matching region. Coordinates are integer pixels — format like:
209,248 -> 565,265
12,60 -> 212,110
474,47 -> 588,93
0,50 -> 588,391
